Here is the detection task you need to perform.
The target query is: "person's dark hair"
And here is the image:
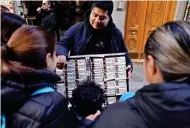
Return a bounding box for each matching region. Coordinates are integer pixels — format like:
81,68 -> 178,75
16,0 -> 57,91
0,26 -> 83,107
1,12 -> 26,44
91,1 -> 113,17
47,1 -> 55,9
71,80 -> 105,117
1,5 -> 10,12
1,25 -> 56,79
144,20 -> 190,82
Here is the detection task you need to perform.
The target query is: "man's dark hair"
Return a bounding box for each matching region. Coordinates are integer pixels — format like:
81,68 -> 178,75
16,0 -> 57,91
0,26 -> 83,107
91,1 -> 113,17
46,1 -> 55,9
70,80 -> 105,117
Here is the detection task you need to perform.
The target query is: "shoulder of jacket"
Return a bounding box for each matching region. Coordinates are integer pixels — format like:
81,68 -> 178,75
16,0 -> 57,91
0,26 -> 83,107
73,22 -> 84,28
93,101 -> 147,128
28,91 -> 66,108
114,26 -> 122,35
67,22 -> 84,33
18,92 -> 68,118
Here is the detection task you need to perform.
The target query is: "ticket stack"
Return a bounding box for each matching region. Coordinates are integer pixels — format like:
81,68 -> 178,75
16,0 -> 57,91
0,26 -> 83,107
56,53 -> 129,105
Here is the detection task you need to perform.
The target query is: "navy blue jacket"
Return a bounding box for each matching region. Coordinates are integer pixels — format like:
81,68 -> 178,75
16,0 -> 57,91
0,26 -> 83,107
56,10 -> 132,66
91,81 -> 190,128
1,70 -> 72,128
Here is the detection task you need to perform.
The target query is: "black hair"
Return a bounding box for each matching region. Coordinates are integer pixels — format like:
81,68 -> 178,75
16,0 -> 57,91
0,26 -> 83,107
1,12 -> 26,43
91,1 -> 113,17
70,80 -> 105,117
47,1 -> 55,9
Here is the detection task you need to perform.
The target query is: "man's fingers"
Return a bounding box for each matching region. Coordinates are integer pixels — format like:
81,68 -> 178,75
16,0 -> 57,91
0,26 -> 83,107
57,56 -> 67,69
126,65 -> 132,70
127,70 -> 132,79
57,56 -> 67,63
94,110 -> 101,116
126,65 -> 132,79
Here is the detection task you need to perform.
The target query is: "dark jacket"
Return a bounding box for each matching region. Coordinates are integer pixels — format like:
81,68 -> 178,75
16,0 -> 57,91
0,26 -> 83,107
41,9 -> 57,35
91,81 -> 190,128
62,107 -> 93,128
1,70 -> 71,128
56,10 -> 132,66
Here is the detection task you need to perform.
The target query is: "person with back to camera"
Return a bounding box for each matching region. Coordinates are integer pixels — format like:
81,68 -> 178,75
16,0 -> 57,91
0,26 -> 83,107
1,12 -> 26,46
1,25 -> 72,128
68,80 -> 105,128
63,80 -> 105,128
91,21 -> 190,128
56,1 -> 132,78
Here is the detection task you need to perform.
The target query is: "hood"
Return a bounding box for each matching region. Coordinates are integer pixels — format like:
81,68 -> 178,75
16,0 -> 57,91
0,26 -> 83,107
135,82 -> 190,128
1,70 -> 61,113
2,69 -> 61,84
83,10 -> 115,36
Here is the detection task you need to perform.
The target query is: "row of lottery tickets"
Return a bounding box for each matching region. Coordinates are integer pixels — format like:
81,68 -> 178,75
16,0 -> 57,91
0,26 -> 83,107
56,56 -> 128,104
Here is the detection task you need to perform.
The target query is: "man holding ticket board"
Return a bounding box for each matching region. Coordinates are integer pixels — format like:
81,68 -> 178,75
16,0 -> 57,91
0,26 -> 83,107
56,1 -> 132,78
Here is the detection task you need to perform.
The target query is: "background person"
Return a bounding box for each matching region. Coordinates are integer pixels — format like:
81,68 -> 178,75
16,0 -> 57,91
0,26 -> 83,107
36,0 -> 58,39
0,5 -> 10,12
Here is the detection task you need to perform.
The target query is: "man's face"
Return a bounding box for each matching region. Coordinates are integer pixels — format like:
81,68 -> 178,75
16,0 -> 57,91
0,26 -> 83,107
42,2 -> 50,10
89,7 -> 110,30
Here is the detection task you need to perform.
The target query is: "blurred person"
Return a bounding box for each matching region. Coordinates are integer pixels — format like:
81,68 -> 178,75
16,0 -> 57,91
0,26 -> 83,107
1,12 -> 26,46
0,5 -> 10,12
1,25 -> 71,128
91,21 -> 190,128
36,0 -> 58,38
56,1 -> 132,78
68,80 -> 105,128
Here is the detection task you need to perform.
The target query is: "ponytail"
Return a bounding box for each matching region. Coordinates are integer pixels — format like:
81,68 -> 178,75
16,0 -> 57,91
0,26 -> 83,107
1,25 -> 56,82
1,45 -> 35,80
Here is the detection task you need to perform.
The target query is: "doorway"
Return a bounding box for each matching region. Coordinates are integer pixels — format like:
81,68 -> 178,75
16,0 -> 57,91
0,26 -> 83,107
124,1 -> 177,59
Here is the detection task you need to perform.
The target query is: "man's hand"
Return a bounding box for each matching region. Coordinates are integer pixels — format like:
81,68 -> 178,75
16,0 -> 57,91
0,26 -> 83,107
36,7 -> 42,12
57,55 -> 67,69
126,65 -> 132,79
86,110 -> 101,121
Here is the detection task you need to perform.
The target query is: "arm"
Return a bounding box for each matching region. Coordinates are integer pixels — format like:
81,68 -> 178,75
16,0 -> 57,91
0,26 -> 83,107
47,13 -> 57,34
116,29 -> 133,78
116,29 -> 132,67
56,23 -> 82,56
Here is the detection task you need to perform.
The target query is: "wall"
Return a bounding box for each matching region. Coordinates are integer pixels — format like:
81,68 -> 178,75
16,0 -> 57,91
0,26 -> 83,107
112,1 -> 126,36
112,1 -> 188,36
0,0 -> 9,6
175,1 -> 187,20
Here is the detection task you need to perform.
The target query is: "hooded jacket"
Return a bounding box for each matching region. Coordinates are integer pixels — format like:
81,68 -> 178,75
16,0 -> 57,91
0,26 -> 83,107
91,81 -> 190,128
1,70 -> 71,128
56,10 -> 132,66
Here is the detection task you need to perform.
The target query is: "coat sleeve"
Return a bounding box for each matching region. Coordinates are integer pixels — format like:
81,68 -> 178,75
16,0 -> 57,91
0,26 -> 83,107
47,13 -> 57,34
56,23 -> 82,56
91,102 -> 147,128
116,29 -> 133,68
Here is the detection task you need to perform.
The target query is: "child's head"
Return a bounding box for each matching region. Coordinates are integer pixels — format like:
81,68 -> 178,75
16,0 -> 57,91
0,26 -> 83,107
71,80 -> 105,117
